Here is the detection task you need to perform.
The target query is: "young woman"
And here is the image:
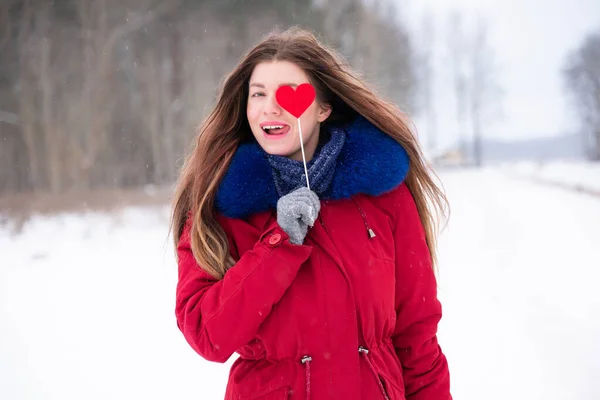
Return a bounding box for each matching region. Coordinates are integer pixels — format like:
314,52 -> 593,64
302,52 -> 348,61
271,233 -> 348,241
172,27 -> 451,400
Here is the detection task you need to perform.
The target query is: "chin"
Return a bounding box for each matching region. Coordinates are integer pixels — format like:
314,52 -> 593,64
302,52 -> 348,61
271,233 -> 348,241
264,148 -> 296,157
258,142 -> 295,157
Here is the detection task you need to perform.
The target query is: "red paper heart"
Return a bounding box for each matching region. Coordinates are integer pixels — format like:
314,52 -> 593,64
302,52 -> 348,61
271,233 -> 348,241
275,83 -> 316,118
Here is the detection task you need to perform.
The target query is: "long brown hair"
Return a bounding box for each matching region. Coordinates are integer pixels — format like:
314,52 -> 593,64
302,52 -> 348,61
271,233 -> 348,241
171,26 -> 448,280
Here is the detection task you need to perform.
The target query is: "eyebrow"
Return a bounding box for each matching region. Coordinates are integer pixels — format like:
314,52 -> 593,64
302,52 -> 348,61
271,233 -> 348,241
249,82 -> 299,89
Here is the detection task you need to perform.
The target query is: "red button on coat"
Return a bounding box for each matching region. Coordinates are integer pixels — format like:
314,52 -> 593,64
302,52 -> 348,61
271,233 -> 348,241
268,233 -> 282,245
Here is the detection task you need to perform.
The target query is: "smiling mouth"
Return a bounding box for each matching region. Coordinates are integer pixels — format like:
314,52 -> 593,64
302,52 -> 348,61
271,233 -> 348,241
262,125 -> 291,135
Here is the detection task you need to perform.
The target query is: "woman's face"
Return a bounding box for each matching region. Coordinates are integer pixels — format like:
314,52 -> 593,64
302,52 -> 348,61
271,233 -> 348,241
247,60 -> 331,161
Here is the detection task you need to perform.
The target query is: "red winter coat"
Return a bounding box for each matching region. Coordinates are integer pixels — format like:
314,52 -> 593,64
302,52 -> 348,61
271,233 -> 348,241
175,117 -> 451,399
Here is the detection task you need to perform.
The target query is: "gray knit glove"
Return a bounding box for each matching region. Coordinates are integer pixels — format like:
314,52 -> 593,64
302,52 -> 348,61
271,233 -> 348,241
276,187 -> 321,245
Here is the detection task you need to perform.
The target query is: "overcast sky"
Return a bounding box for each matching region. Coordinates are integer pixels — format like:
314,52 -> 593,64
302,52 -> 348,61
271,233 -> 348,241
397,0 -> 600,148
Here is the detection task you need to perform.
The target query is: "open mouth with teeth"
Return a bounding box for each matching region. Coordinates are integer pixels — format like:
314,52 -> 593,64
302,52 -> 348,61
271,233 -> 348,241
262,124 -> 291,135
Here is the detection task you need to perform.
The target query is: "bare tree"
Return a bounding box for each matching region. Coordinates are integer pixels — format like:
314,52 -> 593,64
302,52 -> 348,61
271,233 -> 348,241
37,4 -> 62,193
415,9 -> 437,154
563,30 -> 600,160
372,2 -> 416,110
446,11 -> 470,164
468,14 -> 503,167
16,0 -> 40,192
445,11 -> 502,166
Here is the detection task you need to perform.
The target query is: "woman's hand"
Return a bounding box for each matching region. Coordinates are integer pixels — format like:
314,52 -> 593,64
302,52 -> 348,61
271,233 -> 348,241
276,186 -> 321,245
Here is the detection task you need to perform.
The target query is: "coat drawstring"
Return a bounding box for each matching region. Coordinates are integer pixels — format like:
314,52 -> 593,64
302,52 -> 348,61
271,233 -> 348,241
359,346 -> 390,400
301,349 -> 389,399
301,355 -> 312,400
351,198 -> 376,239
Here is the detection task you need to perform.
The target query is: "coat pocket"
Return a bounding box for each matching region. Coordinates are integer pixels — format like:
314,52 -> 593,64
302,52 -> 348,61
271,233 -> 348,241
251,386 -> 290,400
378,372 -> 405,400
376,374 -> 391,400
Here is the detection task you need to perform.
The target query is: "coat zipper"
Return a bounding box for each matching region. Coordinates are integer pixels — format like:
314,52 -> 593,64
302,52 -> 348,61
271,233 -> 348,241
351,197 -> 376,238
319,198 -> 376,239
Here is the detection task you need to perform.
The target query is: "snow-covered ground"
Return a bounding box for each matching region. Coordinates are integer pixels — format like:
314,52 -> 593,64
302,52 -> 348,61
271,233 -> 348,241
500,160 -> 600,194
437,169 -> 600,399
1,169 -> 599,400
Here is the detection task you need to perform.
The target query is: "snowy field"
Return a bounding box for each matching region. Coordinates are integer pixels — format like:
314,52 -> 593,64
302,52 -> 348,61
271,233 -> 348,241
1,168 -> 599,400
500,160 -> 600,194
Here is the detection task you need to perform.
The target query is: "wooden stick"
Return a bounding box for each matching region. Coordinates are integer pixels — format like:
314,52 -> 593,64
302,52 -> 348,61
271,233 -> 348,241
297,118 -> 311,190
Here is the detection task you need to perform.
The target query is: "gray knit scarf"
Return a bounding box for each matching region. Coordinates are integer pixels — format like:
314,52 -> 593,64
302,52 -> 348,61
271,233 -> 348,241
266,126 -> 346,197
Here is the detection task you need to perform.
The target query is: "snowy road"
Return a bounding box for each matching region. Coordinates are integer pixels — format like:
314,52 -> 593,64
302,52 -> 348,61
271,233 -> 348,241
437,170 -> 600,400
1,169 -> 599,399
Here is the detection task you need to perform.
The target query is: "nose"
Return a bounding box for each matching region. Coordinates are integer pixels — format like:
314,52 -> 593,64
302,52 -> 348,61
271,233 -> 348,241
263,94 -> 282,115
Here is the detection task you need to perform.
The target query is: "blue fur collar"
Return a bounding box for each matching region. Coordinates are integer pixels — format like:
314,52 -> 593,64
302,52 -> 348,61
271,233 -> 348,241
215,116 -> 409,219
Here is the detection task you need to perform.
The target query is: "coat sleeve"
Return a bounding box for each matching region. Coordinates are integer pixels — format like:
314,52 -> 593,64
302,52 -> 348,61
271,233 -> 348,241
390,184 -> 451,399
175,216 -> 313,363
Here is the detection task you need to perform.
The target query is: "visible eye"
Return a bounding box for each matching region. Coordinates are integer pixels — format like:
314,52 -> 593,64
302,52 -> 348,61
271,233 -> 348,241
251,92 -> 265,98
